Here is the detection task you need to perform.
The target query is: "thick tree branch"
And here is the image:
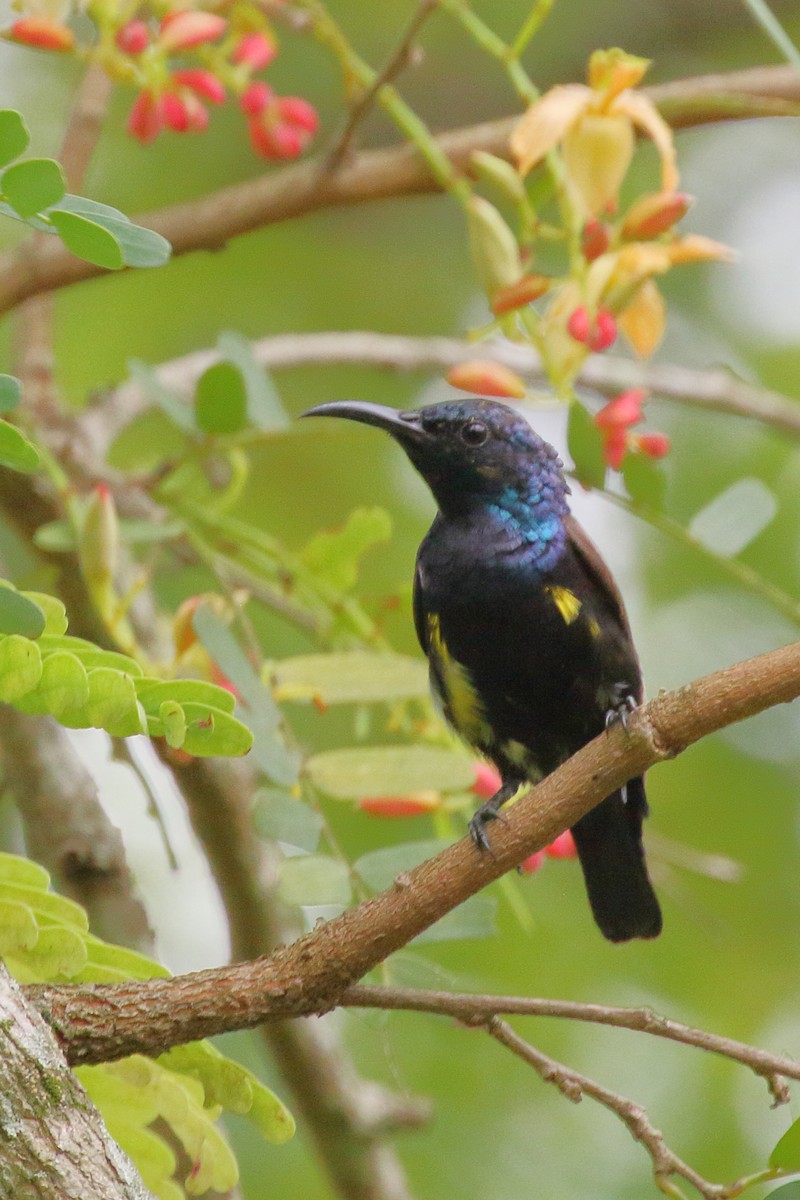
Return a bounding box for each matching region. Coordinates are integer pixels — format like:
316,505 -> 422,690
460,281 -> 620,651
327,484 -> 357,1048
0,963 -> 153,1200
1,64 -> 800,316
26,638 -> 800,1065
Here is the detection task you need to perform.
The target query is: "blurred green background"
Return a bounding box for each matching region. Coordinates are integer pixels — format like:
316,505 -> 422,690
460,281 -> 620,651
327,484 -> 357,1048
3,2 -> 800,1197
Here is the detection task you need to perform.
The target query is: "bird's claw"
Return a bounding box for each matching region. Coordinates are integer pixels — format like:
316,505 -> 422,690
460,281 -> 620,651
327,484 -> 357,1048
605,684 -> 638,734
469,807 -> 506,852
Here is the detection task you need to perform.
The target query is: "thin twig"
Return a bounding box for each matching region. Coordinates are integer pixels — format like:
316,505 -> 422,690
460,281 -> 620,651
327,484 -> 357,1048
339,985 -> 796,1104
484,1017 -> 747,1200
326,0 -> 437,172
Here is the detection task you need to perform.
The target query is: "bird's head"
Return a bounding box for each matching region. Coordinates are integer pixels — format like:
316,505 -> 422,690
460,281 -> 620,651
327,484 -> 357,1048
301,398 -> 570,526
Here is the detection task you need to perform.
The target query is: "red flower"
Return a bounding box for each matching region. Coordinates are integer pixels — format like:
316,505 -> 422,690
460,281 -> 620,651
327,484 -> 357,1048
520,850 -> 546,874
581,218 -> 610,262
158,10 -> 226,52
545,830 -> 577,859
173,69 -> 226,106
472,761 -> 502,799
232,31 -> 276,71
127,90 -> 163,144
116,20 -> 149,54
593,389 -> 670,470
635,432 -> 671,459
244,91 -> 318,160
567,305 -> 617,351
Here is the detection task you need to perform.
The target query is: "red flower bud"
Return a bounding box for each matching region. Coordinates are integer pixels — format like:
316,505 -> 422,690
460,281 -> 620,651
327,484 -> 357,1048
520,850 -> 546,874
231,31 -> 276,71
594,388 -> 646,430
472,761 -> 502,799
240,81 -> 273,116
545,830 -> 577,859
158,10 -> 226,52
127,89 -> 163,144
161,92 -> 191,133
622,191 -> 692,241
359,791 -> 442,818
116,20 -> 149,54
567,305 -> 616,352
173,68 -> 225,105
7,16 -> 74,50
277,96 -> 319,133
490,273 -> 551,315
635,432 -> 671,459
601,428 -> 629,470
582,218 -> 610,262
446,360 -> 526,399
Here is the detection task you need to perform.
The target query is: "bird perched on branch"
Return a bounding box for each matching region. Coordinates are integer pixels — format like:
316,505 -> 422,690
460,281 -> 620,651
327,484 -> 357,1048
302,398 -> 662,942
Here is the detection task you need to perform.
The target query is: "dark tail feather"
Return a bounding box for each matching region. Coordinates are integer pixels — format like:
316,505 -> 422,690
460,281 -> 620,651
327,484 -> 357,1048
570,778 -> 662,943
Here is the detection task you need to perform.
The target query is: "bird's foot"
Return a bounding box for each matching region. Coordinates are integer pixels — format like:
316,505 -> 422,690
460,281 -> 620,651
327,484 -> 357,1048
469,779 -> 523,852
604,683 -> 638,733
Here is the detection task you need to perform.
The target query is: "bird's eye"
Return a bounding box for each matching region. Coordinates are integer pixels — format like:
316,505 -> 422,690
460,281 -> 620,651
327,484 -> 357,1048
460,420 -> 489,446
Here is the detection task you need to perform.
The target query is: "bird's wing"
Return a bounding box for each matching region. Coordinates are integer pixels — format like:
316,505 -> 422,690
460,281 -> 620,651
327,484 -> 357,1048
412,561 -> 429,655
564,515 -> 634,642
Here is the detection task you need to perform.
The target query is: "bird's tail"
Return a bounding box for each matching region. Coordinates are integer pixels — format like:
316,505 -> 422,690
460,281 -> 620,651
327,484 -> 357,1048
570,778 -> 662,942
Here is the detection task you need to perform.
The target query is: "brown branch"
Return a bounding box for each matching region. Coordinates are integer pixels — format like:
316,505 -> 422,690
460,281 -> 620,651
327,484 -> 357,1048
1,64 -> 800,316
483,1017 -> 739,1200
339,985 -> 795,1105
26,638 -> 800,1065
166,750 -> 427,1200
91,332 -> 800,456
0,709 -> 155,954
325,0 -> 436,171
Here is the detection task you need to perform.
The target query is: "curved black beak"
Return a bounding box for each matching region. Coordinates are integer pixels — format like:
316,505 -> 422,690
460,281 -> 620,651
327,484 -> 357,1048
300,401 -> 429,447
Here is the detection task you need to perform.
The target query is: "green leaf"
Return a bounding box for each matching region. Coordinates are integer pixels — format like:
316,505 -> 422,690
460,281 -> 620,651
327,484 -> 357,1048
127,359 -> 196,434
0,111 -> 29,168
193,605 -> 299,783
354,839 -> 450,890
195,361 -> 248,435
159,699 -> 186,749
0,419 -> 40,471
764,1186 -> 800,1200
49,210 -> 125,269
0,899 -> 39,954
6,924 -> 88,980
217,332 -> 289,430
37,636 -> 143,676
22,591 -> 67,636
301,507 -> 392,590
622,452 -> 666,511
0,634 -> 42,698
1,157 -> 65,218
178,703 -> 253,758
86,667 -> 144,737
136,677 -> 236,716
0,850 -> 50,889
252,788 -> 322,852
278,854 -> 352,907
269,652 -> 428,706
771,1119 -> 800,1169
0,374 -> 21,413
689,477 -> 777,557
36,651 -> 89,719
0,880 -> 89,932
107,408 -> 188,473
567,401 -> 605,490
306,745 -> 475,799
0,589 -> 46,637
81,934 -> 170,982
54,194 -> 171,267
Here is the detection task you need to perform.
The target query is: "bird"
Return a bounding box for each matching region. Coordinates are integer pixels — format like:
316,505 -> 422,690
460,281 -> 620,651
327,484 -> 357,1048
301,397 -> 662,942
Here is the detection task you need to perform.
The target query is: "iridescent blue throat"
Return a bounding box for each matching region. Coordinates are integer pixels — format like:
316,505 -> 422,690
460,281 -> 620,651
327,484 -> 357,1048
485,469 -> 569,572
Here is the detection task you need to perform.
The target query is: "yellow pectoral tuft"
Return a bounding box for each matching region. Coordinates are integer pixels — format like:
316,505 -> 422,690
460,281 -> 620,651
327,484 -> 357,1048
545,584 -> 582,625
427,613 -> 491,745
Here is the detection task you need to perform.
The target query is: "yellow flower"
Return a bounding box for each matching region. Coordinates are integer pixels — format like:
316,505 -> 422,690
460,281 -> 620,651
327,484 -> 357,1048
511,48 -> 678,216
